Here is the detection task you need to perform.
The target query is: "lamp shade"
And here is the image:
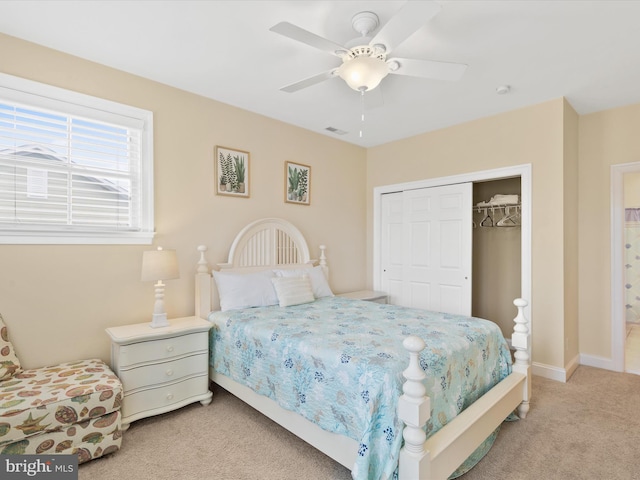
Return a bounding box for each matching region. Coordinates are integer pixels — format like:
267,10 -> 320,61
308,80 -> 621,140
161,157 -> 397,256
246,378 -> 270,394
338,55 -> 390,92
141,247 -> 179,281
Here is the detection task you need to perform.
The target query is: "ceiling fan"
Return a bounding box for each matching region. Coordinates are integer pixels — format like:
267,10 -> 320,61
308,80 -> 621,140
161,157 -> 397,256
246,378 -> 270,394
269,1 -> 467,94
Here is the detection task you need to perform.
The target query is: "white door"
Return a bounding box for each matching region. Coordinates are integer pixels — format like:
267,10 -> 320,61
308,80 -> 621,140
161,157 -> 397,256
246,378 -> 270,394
380,182 -> 472,315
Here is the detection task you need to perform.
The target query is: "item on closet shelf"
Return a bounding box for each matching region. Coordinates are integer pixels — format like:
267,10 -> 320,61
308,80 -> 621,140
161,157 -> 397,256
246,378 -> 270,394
477,194 -> 519,207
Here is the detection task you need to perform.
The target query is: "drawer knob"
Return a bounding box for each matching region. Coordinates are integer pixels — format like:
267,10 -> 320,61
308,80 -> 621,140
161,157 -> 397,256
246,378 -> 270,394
166,393 -> 174,401
166,345 -> 174,353
166,369 -> 174,377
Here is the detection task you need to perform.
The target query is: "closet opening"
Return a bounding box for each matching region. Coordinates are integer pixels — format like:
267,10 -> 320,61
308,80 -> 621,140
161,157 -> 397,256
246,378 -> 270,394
373,163 -> 531,355
472,177 -> 522,340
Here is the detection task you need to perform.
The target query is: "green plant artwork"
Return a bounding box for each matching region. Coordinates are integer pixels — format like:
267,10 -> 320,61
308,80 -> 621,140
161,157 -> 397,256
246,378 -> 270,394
215,146 -> 249,197
285,161 -> 310,205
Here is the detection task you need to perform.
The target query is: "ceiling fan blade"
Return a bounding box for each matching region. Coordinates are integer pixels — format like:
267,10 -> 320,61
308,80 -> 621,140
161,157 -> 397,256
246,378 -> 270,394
370,2 -> 442,54
270,22 -> 346,57
388,57 -> 467,82
280,70 -> 336,93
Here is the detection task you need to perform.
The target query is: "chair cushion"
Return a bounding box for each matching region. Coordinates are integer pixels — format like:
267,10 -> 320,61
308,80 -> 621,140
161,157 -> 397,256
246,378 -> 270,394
0,358 -> 122,446
0,410 -> 123,461
0,313 -> 21,381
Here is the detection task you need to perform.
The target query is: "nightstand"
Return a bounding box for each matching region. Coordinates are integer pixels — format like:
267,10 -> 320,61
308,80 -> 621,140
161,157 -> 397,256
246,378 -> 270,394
105,316 -> 213,430
338,290 -> 388,304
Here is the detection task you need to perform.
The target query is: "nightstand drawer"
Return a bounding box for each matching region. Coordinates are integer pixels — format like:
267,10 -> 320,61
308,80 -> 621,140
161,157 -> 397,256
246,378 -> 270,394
118,352 -> 208,391
117,332 -> 208,367
122,375 -> 210,419
107,316 -> 213,428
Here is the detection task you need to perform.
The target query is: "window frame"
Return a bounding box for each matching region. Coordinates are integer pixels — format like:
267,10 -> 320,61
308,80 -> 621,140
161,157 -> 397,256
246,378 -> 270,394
0,72 -> 154,245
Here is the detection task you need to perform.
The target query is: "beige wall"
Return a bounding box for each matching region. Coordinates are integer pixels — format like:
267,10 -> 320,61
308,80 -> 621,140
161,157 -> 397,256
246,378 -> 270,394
367,99 -> 570,369
579,103 -> 640,359
0,34 -> 367,369
563,99 -> 580,365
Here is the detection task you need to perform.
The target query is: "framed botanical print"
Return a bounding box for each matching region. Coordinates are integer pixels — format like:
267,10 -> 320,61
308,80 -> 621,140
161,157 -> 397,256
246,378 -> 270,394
285,161 -> 310,205
215,146 -> 250,197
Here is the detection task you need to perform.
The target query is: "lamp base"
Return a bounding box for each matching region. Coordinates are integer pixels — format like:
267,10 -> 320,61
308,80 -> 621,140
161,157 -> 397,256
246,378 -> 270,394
150,313 -> 170,329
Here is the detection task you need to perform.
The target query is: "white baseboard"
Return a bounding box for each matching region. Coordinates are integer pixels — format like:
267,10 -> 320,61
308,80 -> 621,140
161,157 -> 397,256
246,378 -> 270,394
532,362 -> 569,382
579,353 -> 622,372
506,336 -> 570,382
531,354 -> 579,383
506,337 -> 570,382
534,354 -> 622,382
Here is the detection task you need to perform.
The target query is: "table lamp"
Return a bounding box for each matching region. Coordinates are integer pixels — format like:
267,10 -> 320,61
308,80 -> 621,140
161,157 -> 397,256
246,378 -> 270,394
141,246 -> 179,328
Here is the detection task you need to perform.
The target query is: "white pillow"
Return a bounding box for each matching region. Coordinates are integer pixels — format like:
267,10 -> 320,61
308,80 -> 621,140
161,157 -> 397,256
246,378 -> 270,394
273,266 -> 334,298
271,275 -> 315,307
212,270 -> 278,311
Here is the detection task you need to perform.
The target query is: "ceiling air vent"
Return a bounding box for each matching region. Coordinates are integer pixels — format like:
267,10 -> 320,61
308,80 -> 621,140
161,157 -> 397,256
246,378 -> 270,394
325,126 -> 348,135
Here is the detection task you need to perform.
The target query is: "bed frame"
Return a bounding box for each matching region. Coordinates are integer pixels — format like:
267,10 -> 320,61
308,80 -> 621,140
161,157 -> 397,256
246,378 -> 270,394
195,218 -> 530,480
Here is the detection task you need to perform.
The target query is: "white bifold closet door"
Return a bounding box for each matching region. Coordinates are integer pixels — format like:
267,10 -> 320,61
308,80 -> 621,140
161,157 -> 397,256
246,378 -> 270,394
380,182 -> 472,316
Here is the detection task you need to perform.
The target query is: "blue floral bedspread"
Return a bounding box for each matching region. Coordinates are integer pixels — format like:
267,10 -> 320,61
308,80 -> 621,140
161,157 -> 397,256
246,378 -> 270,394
208,297 -> 512,480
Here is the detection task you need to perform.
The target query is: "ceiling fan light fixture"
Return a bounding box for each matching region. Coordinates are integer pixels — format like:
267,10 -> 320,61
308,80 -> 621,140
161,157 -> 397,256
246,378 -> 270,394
338,55 -> 390,92
371,44 -> 387,56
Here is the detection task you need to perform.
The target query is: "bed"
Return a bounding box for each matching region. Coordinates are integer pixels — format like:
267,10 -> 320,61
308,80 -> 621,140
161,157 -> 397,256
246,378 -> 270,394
194,218 -> 530,480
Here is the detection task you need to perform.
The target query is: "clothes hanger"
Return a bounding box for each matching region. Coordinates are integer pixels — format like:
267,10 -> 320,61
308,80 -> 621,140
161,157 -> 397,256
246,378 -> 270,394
497,205 -> 520,226
480,207 -> 493,227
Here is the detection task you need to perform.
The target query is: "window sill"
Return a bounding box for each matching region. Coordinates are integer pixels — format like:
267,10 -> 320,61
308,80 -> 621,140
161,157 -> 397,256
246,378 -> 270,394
0,230 -> 155,245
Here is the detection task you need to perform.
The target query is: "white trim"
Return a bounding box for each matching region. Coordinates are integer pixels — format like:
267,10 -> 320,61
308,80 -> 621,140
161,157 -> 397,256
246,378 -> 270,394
531,362 -> 568,383
373,164 -> 532,356
0,231 -> 153,245
610,162 -> 640,372
0,72 -> 149,124
0,72 -> 154,245
531,353 -> 578,383
580,353 -> 617,372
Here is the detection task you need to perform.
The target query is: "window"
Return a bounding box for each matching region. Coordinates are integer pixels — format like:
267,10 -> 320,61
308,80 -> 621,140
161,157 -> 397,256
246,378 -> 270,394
0,73 -> 154,244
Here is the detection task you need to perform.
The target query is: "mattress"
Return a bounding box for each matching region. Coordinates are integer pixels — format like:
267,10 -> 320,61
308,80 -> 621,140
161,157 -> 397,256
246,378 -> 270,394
208,296 -> 512,480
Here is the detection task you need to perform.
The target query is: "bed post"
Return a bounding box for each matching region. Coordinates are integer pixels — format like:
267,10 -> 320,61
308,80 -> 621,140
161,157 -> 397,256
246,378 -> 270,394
398,336 -> 431,480
195,245 -> 212,320
511,298 -> 531,418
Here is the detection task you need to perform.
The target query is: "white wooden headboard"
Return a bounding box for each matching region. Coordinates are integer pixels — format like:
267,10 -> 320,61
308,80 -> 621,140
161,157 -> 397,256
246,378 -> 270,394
195,218 -> 327,317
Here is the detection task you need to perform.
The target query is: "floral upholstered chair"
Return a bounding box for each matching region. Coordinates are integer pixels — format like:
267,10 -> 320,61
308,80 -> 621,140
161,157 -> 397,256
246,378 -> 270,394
0,313 -> 123,463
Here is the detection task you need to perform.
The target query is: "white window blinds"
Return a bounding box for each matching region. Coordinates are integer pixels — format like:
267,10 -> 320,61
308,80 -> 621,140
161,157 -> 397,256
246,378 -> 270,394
0,73 -> 154,244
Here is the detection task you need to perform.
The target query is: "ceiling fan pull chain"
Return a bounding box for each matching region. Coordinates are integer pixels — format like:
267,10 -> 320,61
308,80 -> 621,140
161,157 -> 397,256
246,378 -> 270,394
360,90 -> 365,138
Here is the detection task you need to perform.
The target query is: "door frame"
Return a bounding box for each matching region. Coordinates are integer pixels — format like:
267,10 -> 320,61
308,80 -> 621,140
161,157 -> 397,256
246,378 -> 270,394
609,161 -> 640,372
373,164 -> 532,330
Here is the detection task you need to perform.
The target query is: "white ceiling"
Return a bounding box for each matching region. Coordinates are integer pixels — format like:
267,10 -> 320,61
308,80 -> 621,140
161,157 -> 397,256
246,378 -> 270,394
1,0 -> 639,148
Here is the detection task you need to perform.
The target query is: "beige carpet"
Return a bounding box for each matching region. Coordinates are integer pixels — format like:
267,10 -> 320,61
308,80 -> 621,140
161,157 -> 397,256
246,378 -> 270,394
79,366 -> 640,480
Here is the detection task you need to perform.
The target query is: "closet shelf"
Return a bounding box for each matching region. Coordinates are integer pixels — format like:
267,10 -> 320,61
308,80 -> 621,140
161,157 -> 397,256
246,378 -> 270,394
473,203 -> 521,212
